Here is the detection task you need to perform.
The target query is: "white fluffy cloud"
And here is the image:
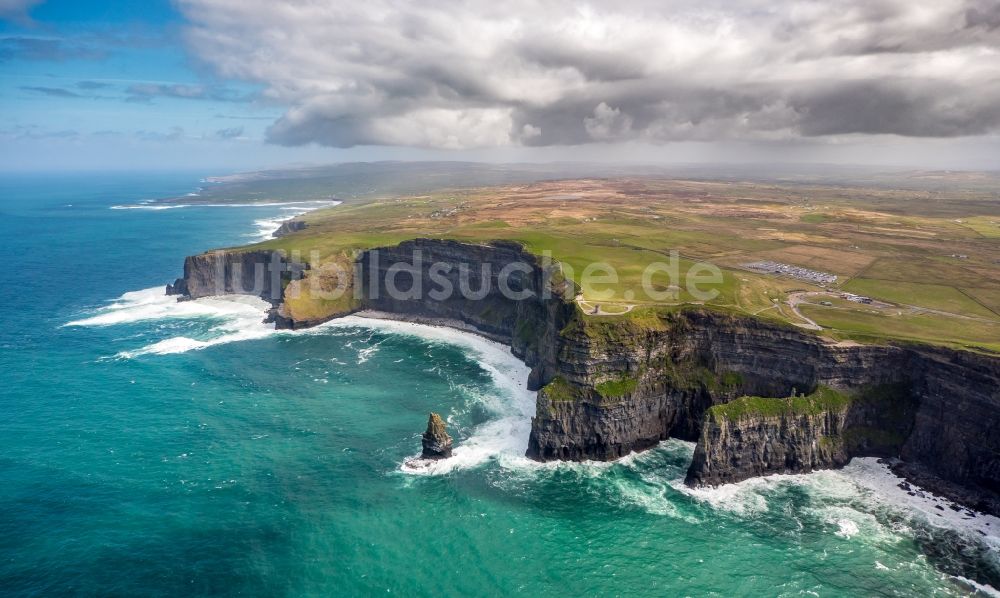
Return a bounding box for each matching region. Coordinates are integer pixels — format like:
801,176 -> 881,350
177,0 -> 1000,149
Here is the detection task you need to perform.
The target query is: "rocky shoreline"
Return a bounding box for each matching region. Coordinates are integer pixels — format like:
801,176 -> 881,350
167,239 -> 1000,515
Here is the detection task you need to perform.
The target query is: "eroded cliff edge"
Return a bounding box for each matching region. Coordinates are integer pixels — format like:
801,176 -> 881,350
169,240 -> 1000,514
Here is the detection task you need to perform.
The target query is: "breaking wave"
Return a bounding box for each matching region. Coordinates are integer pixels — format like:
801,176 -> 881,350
319,317 -> 537,476
111,199 -> 341,240
66,291 -> 537,474
64,287 -> 280,358
111,199 -> 340,211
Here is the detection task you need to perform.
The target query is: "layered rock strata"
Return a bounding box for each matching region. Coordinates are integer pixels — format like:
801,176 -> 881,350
166,249 -> 306,305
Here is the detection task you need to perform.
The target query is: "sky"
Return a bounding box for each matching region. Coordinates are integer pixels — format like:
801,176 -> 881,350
2,0 -> 1000,172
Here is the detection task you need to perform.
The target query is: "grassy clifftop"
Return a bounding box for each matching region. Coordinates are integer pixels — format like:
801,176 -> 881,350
235,177 -> 997,351
708,386 -> 852,422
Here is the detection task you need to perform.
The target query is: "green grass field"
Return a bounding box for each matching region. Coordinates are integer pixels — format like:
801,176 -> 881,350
233,177 -> 998,351
842,279 -> 997,319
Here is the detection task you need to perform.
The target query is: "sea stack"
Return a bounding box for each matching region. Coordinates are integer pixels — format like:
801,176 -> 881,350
421,413 -> 453,459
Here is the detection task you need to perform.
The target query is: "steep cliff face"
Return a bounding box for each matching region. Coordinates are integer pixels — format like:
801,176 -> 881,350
527,310 -> 911,462
678,341 -> 1000,494
169,239 -> 576,385
357,239 -> 576,389
900,349 -> 1000,503
685,384 -> 918,485
169,239 -> 1000,512
690,407 -> 853,485
527,307 -> 1000,501
166,249 -> 306,305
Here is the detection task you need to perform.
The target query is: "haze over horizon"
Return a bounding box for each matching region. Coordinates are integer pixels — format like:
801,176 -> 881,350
2,0 -> 1000,172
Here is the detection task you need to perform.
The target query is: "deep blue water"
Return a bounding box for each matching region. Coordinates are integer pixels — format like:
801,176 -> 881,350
1,172 -> 998,596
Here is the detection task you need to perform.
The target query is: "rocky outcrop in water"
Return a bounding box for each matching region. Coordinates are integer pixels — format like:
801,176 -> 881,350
421,413 -> 453,459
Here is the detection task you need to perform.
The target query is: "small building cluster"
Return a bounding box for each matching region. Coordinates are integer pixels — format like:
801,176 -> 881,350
430,208 -> 460,219
841,293 -> 873,304
743,261 -> 838,285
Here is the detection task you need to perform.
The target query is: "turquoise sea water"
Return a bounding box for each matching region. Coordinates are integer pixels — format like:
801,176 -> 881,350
1,172 -> 998,596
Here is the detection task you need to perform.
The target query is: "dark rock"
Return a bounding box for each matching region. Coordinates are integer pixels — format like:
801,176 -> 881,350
165,278 -> 187,296
169,248 -> 307,306
421,413 -> 453,459
358,238 -> 575,386
273,219 -> 307,238
685,383 -> 918,486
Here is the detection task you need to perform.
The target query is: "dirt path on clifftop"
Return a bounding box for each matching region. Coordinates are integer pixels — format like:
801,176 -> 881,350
786,292 -> 823,330
575,296 -> 637,316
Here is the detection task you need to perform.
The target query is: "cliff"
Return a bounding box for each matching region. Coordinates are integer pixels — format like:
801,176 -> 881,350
686,384 -> 917,486
527,310 -> 908,460
166,249 -> 306,306
273,219 -> 307,238
357,239 -> 576,389
169,239 -> 1000,513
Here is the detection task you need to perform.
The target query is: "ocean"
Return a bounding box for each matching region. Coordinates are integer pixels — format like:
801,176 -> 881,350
1,172 -> 997,596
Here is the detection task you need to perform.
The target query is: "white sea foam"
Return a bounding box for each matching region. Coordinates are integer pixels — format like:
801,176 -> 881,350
672,473 -> 775,517
841,458 -> 1000,550
111,203 -> 191,210
114,299 -> 278,359
65,287 -> 279,358
834,519 -> 860,540
111,199 -> 341,239
311,316 -> 537,476
250,216 -> 291,240
247,200 -> 342,241
669,455 -> 1000,592
111,200 -> 340,212
950,576 -> 1000,597
65,287 -> 270,328
612,474 -> 685,518
68,296 -> 538,471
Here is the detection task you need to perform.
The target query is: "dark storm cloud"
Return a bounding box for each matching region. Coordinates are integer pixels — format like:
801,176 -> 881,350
514,38 -> 648,82
177,0 -> 1000,149
966,0 -> 1000,31
792,80 -> 1000,137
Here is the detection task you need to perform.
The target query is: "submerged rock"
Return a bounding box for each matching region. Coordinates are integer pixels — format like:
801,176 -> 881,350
421,413 -> 453,459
